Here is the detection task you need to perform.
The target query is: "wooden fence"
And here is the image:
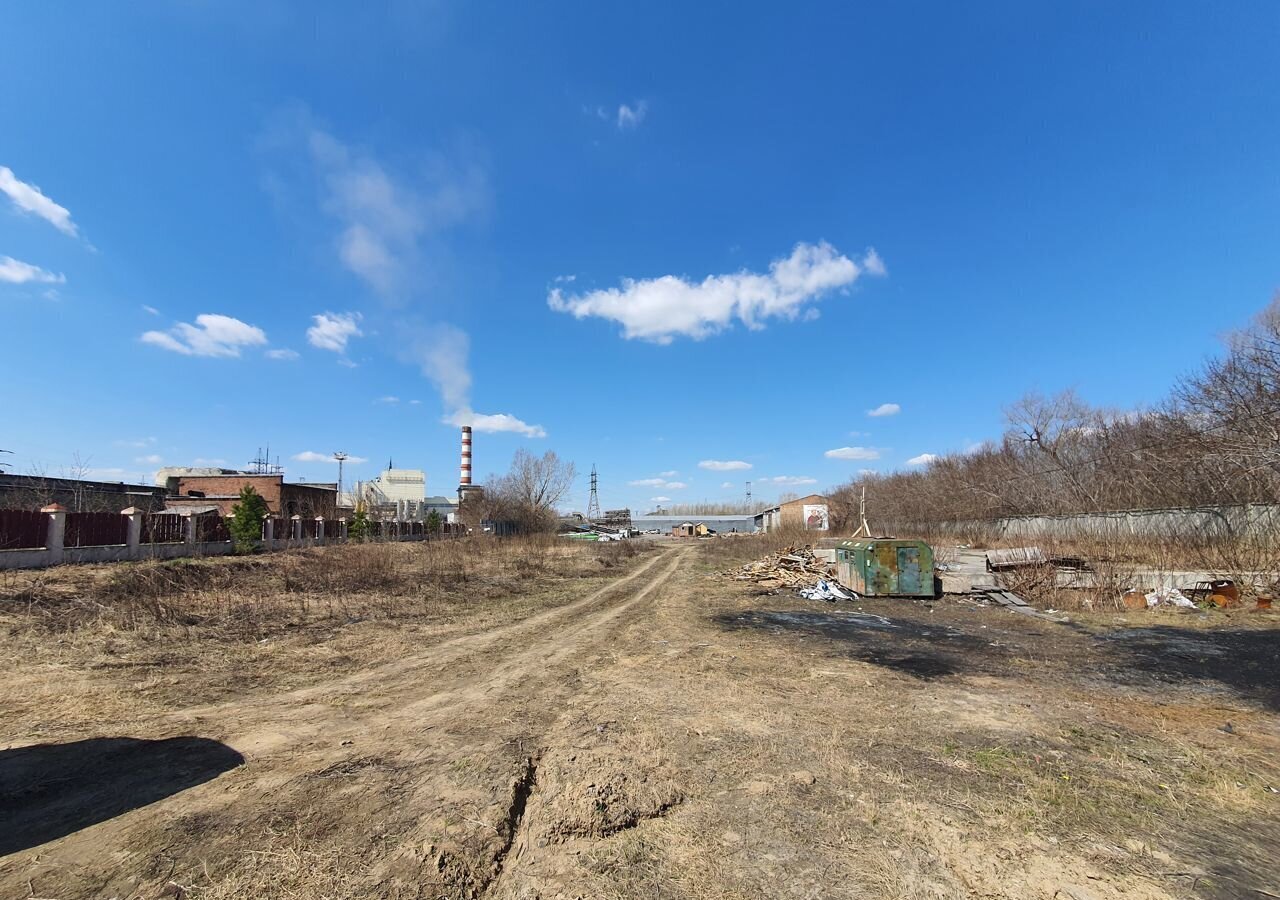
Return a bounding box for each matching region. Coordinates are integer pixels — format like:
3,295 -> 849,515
64,511 -> 129,548
0,510 -> 47,550
141,514 -> 186,544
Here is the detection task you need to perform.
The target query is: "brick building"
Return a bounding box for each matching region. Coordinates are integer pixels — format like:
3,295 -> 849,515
166,474 -> 337,518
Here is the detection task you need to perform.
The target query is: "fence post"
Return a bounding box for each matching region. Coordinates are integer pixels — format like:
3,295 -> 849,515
339,517 -> 348,542
183,512 -> 197,545
315,517 -> 325,545
121,507 -> 142,560
42,503 -> 66,565
264,516 -> 274,546
290,514 -> 302,542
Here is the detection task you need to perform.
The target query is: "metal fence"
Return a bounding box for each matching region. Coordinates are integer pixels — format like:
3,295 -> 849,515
0,509 -> 48,550
64,511 -> 129,547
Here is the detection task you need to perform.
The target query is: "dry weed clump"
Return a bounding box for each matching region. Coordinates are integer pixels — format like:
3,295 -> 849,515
278,543 -> 403,594
696,529 -> 815,570
591,539 -> 640,569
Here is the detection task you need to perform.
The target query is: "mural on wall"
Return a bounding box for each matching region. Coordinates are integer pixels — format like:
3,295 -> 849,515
803,504 -> 830,531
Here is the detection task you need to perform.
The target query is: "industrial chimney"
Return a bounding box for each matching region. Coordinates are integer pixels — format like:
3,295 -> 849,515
458,425 -> 476,501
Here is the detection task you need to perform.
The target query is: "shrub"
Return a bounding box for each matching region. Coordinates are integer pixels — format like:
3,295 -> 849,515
229,486 -> 269,554
348,509 -> 371,542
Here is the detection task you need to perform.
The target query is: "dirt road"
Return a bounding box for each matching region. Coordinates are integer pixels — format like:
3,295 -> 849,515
4,541 -> 1280,899
4,545 -> 691,898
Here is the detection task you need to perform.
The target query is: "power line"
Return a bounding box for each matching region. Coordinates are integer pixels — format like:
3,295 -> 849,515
586,464 -> 601,522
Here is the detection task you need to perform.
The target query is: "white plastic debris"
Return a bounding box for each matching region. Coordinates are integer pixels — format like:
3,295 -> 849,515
1145,586 -> 1194,608
798,579 -> 853,602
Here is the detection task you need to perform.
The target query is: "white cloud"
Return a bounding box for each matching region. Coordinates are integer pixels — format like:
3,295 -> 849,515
445,409 -> 547,438
135,454 -> 163,465
266,116 -> 490,296
0,166 -> 78,237
699,460 -> 752,471
293,451 -> 368,464
721,481 -> 734,489
554,274 -> 576,283
141,314 -> 267,357
650,496 -> 671,503
375,395 -> 400,404
115,437 -> 156,449
402,322 -> 547,438
825,446 -> 881,461
549,241 -> 884,343
406,323 -> 470,410
906,453 -> 938,466
408,399 -> 421,405
0,255 -> 65,284
867,403 -> 900,417
765,475 -> 818,486
266,348 -> 300,360
629,476 -> 687,490
862,248 -> 887,277
659,470 -> 678,478
616,101 -> 648,130
307,311 -> 362,353
142,305 -> 160,316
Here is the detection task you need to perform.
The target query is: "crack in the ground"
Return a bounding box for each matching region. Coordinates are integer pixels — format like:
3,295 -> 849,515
482,753 -> 540,895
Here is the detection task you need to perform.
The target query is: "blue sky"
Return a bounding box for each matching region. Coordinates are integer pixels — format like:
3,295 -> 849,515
3,1 -> 1278,513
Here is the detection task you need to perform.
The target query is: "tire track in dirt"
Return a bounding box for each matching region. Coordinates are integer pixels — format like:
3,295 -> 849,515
2,547 -> 690,899
205,547 -> 686,759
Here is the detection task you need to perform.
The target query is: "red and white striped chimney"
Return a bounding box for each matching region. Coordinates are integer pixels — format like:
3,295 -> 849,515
458,425 -> 473,490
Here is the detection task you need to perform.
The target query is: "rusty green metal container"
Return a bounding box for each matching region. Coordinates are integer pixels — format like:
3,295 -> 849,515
836,539 -> 935,597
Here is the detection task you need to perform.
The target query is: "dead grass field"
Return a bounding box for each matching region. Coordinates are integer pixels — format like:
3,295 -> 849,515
2,536 -> 1279,899
0,537 -> 646,742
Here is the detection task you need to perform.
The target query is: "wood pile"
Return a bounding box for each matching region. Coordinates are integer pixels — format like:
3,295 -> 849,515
723,546 -> 837,589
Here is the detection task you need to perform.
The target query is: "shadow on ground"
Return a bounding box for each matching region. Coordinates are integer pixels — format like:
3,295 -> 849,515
0,736 -> 244,856
713,609 -> 1009,679
1101,627 -> 1280,711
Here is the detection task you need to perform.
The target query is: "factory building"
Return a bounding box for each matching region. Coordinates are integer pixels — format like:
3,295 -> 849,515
362,463 -> 427,503
755,494 -> 831,533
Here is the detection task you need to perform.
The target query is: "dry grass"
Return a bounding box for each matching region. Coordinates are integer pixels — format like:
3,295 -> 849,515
0,536 -> 656,740
693,528 -> 824,571
4,535 -> 1280,899
0,536 -> 648,636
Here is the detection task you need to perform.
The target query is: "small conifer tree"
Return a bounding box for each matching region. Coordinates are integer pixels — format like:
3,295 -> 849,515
348,508 -> 371,542
229,485 -> 269,554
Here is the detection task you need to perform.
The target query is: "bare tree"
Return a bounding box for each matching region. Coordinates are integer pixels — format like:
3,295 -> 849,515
828,294 -> 1280,543
481,450 -> 577,533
